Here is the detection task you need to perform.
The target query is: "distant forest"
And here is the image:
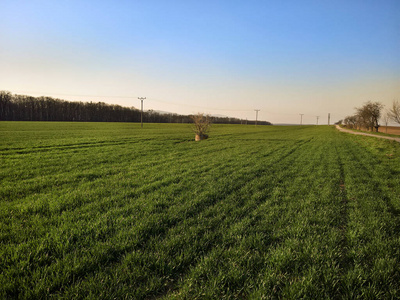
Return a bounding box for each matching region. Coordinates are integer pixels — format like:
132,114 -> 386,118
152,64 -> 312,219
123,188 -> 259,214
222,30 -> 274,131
0,91 -> 272,125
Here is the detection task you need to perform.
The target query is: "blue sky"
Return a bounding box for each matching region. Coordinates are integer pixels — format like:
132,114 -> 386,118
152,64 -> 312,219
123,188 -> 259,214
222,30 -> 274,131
1,0 -> 399,124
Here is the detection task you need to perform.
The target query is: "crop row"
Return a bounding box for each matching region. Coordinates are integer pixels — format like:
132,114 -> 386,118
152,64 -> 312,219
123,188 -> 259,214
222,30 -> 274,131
1,123 -> 399,298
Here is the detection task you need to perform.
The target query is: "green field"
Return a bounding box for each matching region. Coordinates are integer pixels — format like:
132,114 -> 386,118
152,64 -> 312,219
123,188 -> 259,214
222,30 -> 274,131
1,122 -> 400,299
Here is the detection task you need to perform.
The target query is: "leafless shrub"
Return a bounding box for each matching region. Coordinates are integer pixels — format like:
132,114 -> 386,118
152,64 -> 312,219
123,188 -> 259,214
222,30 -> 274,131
190,113 -> 211,141
388,100 -> 400,124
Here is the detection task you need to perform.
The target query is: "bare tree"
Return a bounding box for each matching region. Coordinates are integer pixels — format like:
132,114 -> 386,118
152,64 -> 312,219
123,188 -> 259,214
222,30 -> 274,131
388,100 -> 400,124
344,115 -> 359,129
191,113 -> 211,141
382,111 -> 391,133
356,105 -> 368,130
355,101 -> 384,132
368,101 -> 384,132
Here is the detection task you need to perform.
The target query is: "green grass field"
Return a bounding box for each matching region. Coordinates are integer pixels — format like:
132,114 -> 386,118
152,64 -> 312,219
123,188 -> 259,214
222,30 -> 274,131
1,122 -> 400,299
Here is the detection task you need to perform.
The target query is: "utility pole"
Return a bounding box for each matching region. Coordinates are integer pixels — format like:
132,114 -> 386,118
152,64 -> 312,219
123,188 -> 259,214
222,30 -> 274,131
316,116 -> 320,125
138,97 -> 146,128
328,113 -> 330,125
255,109 -> 260,126
300,114 -> 304,125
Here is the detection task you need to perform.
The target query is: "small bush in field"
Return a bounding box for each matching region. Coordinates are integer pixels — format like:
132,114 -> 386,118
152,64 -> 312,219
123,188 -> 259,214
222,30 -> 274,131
191,113 -> 211,141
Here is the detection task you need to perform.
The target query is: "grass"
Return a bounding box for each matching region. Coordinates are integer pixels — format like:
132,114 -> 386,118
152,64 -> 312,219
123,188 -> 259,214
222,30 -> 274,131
339,125 -> 400,138
1,122 -> 400,299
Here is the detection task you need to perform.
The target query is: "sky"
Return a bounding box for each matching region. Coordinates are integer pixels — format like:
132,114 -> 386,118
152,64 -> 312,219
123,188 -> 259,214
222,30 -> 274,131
1,0 -> 399,124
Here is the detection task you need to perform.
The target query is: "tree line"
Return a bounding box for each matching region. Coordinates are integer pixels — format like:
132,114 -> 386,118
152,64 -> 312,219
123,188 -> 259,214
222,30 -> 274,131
342,100 -> 400,131
0,91 -> 272,125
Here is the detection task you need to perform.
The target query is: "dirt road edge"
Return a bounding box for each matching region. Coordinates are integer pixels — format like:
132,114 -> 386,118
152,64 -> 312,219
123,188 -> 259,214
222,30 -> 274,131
335,125 -> 400,143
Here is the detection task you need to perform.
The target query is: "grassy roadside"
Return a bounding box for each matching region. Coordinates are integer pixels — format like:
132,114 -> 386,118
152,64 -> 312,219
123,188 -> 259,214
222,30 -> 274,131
338,125 -> 400,138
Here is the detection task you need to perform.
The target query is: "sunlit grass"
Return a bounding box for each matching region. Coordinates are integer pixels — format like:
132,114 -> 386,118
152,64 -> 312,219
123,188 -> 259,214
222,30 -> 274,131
1,122 -> 399,298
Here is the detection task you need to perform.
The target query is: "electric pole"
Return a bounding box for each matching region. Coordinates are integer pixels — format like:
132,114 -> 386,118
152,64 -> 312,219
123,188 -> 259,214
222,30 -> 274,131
138,97 -> 146,128
316,116 -> 320,125
255,109 -> 260,126
300,114 -> 304,125
328,113 -> 330,126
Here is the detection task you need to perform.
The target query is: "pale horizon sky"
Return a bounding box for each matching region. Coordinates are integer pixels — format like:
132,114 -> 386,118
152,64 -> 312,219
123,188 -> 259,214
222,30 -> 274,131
1,0 -> 399,124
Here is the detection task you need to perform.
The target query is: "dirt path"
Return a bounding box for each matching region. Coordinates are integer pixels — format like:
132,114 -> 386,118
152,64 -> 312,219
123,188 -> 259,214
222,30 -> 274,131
336,125 -> 400,143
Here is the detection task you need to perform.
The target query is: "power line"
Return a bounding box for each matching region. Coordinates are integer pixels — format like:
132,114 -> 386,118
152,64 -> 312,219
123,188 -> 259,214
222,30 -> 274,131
9,90 -> 253,112
8,89 -> 338,123
148,97 -> 255,112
